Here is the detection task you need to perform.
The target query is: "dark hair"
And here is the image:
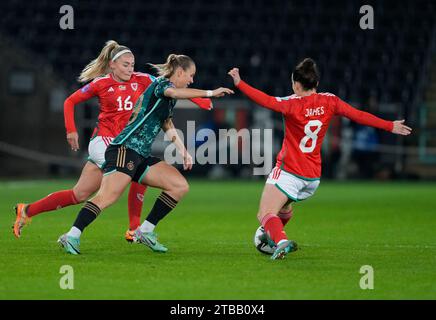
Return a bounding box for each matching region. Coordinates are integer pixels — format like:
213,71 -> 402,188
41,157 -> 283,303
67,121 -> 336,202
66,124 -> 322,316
149,54 -> 195,78
292,58 -> 319,90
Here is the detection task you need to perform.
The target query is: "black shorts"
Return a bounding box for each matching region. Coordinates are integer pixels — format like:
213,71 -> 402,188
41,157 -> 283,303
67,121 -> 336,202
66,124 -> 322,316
102,144 -> 161,183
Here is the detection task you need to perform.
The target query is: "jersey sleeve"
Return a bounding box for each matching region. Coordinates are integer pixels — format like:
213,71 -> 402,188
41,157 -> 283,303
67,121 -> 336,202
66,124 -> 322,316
189,97 -> 213,110
236,80 -> 289,113
64,83 -> 97,133
136,72 -> 155,87
333,96 -> 393,132
154,78 -> 175,98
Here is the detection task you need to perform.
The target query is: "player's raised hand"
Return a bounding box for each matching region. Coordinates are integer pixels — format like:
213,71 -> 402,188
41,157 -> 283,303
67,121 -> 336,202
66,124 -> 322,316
212,87 -> 234,97
228,68 -> 241,85
67,132 -> 80,151
392,120 -> 412,136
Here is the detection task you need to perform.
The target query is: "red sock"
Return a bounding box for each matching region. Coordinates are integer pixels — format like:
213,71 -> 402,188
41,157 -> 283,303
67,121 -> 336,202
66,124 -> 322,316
261,213 -> 288,245
278,207 -> 293,226
27,189 -> 79,218
128,182 -> 147,230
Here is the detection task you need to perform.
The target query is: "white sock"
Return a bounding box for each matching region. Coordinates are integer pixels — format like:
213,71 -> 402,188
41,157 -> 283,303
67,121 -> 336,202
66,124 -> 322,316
139,220 -> 155,233
67,226 -> 82,238
277,239 -> 288,247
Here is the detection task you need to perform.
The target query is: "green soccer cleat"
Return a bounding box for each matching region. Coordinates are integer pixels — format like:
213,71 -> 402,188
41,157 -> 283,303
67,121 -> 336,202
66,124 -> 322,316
133,229 -> 168,253
271,240 -> 298,260
57,234 -> 81,255
258,229 -> 276,248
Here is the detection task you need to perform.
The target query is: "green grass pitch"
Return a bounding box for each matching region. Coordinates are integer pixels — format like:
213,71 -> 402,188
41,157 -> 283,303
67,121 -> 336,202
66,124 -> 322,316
0,179 -> 435,299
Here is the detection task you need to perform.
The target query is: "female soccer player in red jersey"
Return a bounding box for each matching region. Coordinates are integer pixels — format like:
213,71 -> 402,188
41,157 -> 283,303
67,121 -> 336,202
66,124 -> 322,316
58,54 -> 233,254
228,58 -> 412,260
13,40 -> 212,241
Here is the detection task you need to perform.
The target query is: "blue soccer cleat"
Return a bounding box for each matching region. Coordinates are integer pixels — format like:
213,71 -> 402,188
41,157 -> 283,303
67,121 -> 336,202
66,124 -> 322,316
271,239 -> 298,260
133,229 -> 168,253
57,234 -> 81,255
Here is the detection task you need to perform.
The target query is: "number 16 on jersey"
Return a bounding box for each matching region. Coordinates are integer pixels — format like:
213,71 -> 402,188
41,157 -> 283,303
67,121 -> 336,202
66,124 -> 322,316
117,96 -> 133,111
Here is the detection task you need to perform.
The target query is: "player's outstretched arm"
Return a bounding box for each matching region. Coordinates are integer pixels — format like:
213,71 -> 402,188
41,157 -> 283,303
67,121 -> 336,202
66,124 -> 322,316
335,97 -> 412,135
228,68 -> 286,112
392,120 -> 412,136
137,71 -> 214,110
164,87 -> 234,99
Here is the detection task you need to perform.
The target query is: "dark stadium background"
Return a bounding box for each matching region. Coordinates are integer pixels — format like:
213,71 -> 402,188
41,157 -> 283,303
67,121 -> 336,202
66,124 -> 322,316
0,0 -> 435,179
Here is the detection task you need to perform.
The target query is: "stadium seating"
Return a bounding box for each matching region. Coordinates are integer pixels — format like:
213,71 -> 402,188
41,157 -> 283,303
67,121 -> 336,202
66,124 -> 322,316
0,0 -> 434,110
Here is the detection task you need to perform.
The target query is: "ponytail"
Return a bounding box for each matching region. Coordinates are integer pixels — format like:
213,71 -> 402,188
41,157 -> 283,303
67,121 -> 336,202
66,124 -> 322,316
149,54 -> 194,78
78,40 -> 132,83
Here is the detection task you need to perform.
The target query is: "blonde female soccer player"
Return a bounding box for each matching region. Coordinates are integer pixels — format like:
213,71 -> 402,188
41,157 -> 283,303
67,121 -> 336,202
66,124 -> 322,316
58,54 -> 233,254
13,41 -> 212,242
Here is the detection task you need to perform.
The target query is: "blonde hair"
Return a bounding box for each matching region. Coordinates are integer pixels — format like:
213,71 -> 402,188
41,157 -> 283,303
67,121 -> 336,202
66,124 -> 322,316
78,40 -> 132,83
149,54 -> 194,78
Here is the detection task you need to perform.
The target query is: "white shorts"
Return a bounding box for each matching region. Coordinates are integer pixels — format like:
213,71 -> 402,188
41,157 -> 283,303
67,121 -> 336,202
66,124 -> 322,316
87,136 -> 114,168
266,167 -> 320,202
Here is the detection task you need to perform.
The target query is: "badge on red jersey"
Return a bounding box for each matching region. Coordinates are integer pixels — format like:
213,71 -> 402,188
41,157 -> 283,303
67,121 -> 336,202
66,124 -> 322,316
131,83 -> 138,91
81,84 -> 90,93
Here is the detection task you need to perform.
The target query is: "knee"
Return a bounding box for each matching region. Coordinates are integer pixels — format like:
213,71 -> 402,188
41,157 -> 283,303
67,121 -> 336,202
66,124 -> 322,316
72,188 -> 92,203
171,178 -> 189,199
177,179 -> 190,197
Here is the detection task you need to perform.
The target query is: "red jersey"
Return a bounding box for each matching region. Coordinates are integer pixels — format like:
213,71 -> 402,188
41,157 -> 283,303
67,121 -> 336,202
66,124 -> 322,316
65,72 -> 154,137
237,80 -> 394,179
64,73 -> 213,138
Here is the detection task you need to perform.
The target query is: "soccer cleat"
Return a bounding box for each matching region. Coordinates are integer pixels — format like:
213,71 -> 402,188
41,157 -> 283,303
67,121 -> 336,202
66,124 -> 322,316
271,240 -> 298,260
12,203 -> 31,238
258,229 -> 276,248
125,229 -> 136,243
133,229 -> 168,253
57,234 -> 81,255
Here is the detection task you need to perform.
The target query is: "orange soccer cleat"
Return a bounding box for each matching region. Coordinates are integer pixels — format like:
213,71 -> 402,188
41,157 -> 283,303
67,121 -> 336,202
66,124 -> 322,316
12,203 -> 31,238
125,228 -> 136,243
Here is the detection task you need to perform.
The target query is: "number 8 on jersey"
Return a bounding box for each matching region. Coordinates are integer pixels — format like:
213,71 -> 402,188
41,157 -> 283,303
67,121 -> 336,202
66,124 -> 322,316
299,120 -> 323,153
